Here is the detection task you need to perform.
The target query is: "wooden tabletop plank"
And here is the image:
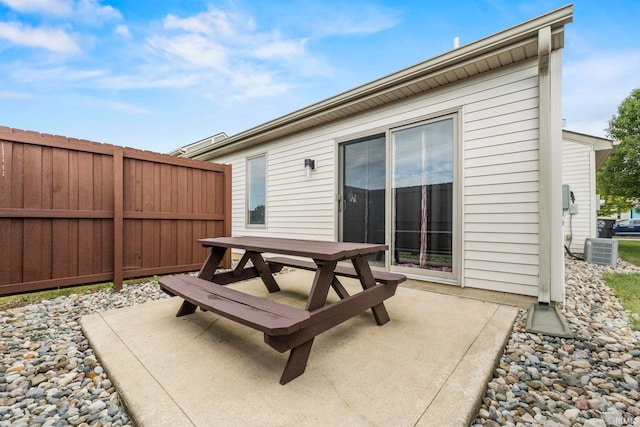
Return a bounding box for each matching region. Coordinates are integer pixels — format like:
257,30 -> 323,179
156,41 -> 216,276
197,236 -> 387,261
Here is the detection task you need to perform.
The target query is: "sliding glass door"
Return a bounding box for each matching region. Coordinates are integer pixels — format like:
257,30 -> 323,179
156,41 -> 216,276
337,115 -> 456,278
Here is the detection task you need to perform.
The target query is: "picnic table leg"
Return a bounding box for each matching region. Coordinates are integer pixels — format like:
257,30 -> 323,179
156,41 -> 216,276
175,300 -> 198,317
279,261 -> 336,384
233,251 -> 252,276
198,247 -> 227,281
279,339 -> 314,384
167,246 -> 228,317
248,252 -> 281,293
351,256 -> 391,325
331,276 -> 350,299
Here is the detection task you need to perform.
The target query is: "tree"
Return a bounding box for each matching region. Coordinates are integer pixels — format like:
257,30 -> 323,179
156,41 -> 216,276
597,195 -> 635,217
596,87 -> 640,214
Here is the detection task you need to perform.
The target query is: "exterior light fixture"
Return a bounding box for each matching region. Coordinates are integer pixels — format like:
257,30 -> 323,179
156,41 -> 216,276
304,158 -> 316,178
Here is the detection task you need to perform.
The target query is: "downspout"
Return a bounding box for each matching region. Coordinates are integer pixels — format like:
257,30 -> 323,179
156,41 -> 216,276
537,26 -> 552,304
526,25 -> 571,337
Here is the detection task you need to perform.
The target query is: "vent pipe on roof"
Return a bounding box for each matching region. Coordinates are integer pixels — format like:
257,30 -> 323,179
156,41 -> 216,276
453,37 -> 460,49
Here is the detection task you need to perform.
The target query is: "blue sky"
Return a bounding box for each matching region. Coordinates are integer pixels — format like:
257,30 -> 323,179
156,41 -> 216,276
0,1 -> 638,153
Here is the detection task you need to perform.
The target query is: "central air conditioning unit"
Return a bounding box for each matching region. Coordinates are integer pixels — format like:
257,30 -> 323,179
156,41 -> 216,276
584,238 -> 618,267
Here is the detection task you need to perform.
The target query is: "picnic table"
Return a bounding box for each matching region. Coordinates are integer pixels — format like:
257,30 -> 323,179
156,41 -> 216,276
159,236 -> 406,384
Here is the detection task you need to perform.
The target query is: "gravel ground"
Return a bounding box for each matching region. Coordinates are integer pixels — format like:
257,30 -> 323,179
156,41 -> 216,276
1,257 -> 640,426
472,257 -> 640,427
0,282 -> 170,427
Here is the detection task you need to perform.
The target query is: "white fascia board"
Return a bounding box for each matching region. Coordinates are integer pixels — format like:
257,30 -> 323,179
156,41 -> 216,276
562,129 -> 613,151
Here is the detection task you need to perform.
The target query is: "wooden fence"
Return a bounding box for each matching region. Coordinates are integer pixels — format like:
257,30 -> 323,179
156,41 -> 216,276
0,127 -> 231,296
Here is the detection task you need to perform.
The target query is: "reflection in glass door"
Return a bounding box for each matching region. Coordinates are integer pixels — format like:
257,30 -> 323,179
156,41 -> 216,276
392,118 -> 454,276
340,135 -> 386,266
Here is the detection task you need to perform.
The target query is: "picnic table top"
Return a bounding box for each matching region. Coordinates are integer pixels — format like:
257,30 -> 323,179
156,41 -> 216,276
197,236 -> 388,261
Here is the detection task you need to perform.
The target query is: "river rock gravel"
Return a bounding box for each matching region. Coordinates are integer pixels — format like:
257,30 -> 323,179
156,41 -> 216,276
0,281 -> 170,427
2,257 -> 640,426
472,256 -> 640,427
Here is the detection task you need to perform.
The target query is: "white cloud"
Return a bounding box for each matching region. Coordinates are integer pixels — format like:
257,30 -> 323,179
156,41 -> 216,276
141,6 -> 319,100
12,64 -> 107,83
0,0 -> 121,23
114,24 -> 130,38
0,3 -> 394,105
96,70 -> 200,90
0,0 -> 72,16
228,66 -> 292,100
251,38 -> 307,60
75,0 -> 121,24
0,21 -> 80,53
101,101 -> 151,114
163,8 -> 236,37
302,3 -> 400,38
0,90 -> 32,99
147,33 -> 229,70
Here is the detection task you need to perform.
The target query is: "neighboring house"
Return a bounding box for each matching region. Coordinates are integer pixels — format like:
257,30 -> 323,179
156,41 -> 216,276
167,132 -> 228,157
175,6 -> 573,304
561,130 -> 614,254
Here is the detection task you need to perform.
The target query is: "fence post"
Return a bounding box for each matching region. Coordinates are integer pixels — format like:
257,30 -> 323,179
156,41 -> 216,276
113,146 -> 124,291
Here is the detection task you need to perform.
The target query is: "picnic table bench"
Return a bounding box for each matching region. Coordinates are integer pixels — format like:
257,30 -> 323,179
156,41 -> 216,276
159,236 -> 405,384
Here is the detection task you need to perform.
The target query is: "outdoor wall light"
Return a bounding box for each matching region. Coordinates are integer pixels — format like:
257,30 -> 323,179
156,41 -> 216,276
304,158 -> 316,178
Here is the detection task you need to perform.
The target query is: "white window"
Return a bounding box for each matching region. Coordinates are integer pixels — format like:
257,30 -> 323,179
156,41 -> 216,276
246,155 -> 266,226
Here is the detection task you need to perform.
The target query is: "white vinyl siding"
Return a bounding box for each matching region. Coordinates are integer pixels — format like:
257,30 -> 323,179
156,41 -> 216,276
213,59 -> 542,296
562,139 -> 595,253
463,61 -> 540,296
219,138 -> 335,240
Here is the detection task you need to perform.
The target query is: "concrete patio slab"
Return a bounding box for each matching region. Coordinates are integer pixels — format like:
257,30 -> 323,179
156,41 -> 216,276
81,270 -> 517,427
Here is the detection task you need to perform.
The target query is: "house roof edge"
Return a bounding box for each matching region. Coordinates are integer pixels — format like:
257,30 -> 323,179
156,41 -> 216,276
184,4 -> 574,161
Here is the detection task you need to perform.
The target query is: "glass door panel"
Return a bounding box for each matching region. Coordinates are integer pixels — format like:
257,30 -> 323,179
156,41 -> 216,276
340,135 -> 386,266
392,119 -> 453,275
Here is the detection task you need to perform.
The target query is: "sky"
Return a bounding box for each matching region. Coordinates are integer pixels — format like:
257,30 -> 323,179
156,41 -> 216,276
0,1 -> 638,154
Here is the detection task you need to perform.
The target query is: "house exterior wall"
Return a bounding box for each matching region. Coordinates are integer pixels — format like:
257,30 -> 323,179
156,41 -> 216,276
562,139 -> 596,254
212,58 -> 554,298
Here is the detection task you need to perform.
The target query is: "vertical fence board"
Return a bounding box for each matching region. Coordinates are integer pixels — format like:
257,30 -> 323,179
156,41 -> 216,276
0,128 -> 230,296
153,219 -> 161,268
102,156 -> 113,211
41,220 -> 52,280
93,155 -> 102,210
92,219 -> 103,275
0,219 -> 9,284
78,219 -> 93,276
52,149 -> 69,209
41,147 -> 52,209
0,141 -> 12,209
113,146 -> 123,290
52,219 -> 68,278
10,218 -> 23,283
68,219 -> 79,277
68,151 -> 79,210
11,143 -> 24,208
23,219 -> 43,282
103,220 -> 113,273
23,145 -> 42,209
0,142 -> 11,284
78,152 -> 93,210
